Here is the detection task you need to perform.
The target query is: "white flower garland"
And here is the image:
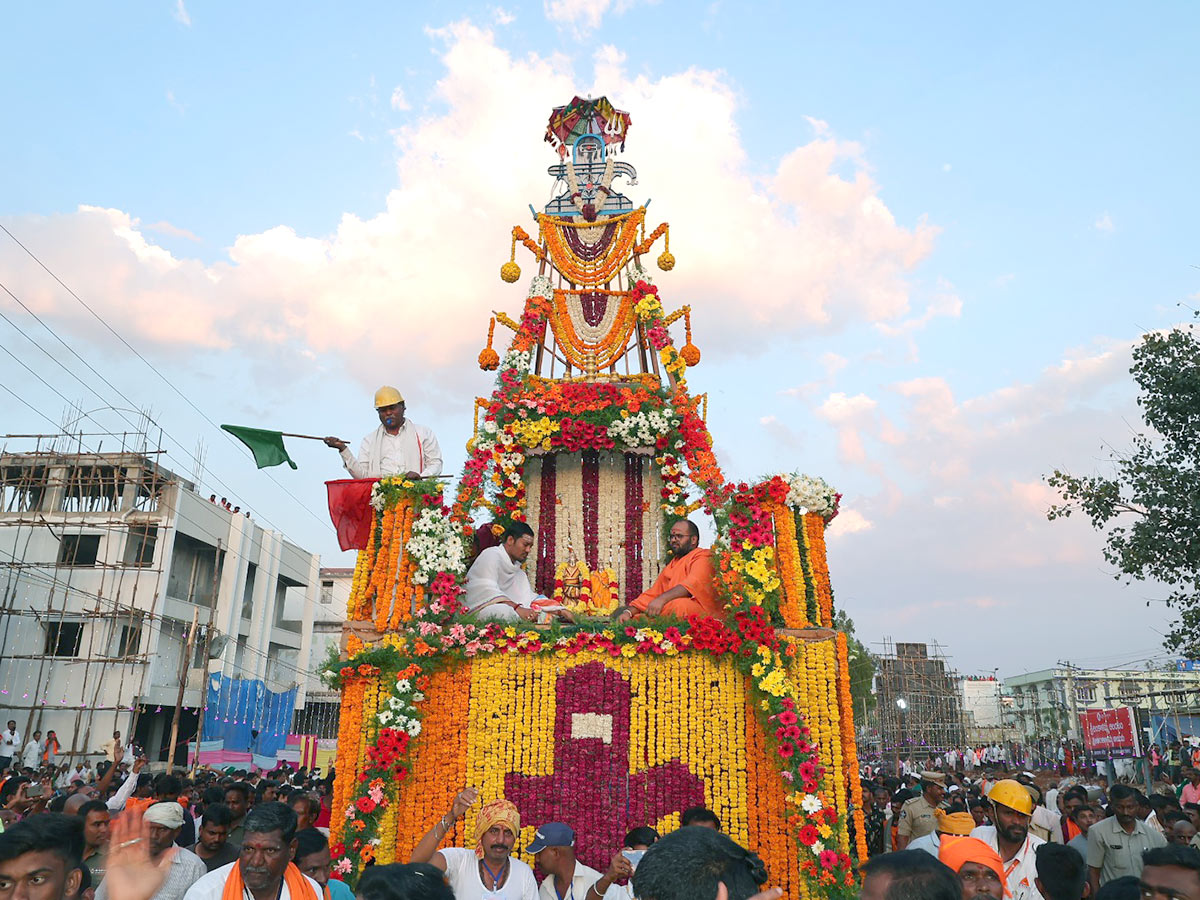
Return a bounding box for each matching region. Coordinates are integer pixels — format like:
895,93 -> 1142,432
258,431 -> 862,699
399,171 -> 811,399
779,473 -> 840,518
405,507 -> 467,585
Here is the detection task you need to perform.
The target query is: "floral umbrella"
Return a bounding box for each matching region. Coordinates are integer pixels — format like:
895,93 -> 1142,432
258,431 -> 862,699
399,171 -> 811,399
544,95 -> 632,157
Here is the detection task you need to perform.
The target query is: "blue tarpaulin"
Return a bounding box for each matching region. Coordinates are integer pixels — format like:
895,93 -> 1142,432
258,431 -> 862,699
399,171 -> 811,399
1150,714 -> 1200,745
203,673 -> 297,757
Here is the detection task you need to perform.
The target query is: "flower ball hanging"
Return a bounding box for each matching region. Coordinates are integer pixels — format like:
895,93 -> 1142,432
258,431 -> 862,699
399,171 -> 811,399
657,250 -> 676,271
500,261 -> 522,283
681,341 -> 701,366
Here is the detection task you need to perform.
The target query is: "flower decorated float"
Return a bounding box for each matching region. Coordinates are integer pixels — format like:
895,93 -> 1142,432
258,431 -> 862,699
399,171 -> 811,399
324,96 -> 864,899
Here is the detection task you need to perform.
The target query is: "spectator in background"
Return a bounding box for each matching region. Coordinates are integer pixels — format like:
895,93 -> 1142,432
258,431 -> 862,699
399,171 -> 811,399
0,721 -> 21,773
1182,770 -> 1200,807
1094,876 -> 1139,900
1067,804 -> 1100,859
0,814 -> 86,900
294,829 -> 353,900
937,837 -> 1006,900
1034,843 -> 1087,900
223,784 -> 252,846
190,803 -> 239,873
153,776 -> 195,849
42,731 -> 60,768
78,799 -> 112,885
632,826 -> 772,900
863,787 -> 888,857
97,802 -> 206,900
860,850 -> 960,900
886,790 -> 913,852
600,828 -> 659,900
21,731 -> 43,772
289,796 -> 319,833
678,808 -> 720,831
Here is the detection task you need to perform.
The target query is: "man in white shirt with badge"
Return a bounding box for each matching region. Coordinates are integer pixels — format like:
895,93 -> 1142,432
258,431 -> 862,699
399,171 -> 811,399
325,386 -> 442,479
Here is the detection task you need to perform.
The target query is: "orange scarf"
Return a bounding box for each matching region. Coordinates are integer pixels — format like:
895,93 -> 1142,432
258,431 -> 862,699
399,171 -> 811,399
221,862 -> 317,900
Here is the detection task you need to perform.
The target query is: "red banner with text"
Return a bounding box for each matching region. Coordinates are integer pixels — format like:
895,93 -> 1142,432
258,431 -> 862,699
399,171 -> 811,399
1080,707 -> 1138,759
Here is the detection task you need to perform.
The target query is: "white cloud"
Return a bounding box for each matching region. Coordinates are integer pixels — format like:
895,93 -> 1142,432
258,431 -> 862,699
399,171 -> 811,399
174,0 -> 191,26
492,6 -> 516,24
390,86 -> 410,111
1094,212 -> 1115,233
544,0 -> 617,33
0,19 -> 937,404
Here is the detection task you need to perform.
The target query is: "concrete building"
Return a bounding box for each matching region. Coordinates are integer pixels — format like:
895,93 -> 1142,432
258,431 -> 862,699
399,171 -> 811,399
294,567 -> 352,738
1004,666 -> 1200,743
959,676 -> 1017,744
0,448 -> 319,765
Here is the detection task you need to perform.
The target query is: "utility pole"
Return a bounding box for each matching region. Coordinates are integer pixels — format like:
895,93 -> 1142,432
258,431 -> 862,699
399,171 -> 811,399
166,608 -> 199,769
191,541 -> 222,772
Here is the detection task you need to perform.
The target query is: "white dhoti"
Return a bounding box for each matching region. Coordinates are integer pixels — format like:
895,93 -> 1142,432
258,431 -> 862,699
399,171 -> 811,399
464,545 -> 541,622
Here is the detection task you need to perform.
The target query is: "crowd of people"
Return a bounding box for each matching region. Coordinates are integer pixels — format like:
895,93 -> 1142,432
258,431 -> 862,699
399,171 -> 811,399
858,761 -> 1200,900
0,747 -> 783,900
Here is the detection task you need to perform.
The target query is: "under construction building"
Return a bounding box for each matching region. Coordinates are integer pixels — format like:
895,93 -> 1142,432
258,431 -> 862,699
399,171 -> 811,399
875,640 -> 965,762
0,433 -> 321,765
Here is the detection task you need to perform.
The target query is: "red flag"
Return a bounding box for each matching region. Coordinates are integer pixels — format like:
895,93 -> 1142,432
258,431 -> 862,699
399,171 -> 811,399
326,479 -> 378,551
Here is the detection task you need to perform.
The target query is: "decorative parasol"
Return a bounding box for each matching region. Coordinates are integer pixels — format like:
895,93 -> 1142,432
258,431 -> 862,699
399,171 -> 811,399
545,96 -> 632,158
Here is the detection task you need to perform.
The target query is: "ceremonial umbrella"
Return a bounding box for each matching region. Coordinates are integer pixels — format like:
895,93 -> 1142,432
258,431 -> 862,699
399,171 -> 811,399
544,96 -> 632,157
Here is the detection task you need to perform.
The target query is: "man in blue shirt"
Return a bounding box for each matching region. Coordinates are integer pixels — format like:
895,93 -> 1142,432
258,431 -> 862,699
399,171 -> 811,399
294,828 -> 354,900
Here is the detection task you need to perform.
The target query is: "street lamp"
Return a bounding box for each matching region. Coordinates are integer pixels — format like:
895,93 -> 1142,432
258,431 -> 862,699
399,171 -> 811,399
896,697 -> 909,774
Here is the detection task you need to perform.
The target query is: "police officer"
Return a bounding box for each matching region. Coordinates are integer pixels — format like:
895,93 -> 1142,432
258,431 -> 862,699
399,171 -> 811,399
897,771 -> 947,849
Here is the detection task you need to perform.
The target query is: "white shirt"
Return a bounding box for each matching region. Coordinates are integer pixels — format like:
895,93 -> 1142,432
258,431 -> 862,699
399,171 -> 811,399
441,847 -> 537,900
340,421 -> 442,479
59,766 -> 91,787
538,861 -> 601,900
0,728 -> 20,757
970,825 -> 1045,900
98,847 -> 208,900
907,831 -> 941,856
464,545 -> 540,621
21,739 -> 42,769
182,862 -> 322,900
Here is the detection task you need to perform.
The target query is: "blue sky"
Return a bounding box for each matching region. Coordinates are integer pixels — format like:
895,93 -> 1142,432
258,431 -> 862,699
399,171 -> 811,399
2,2 -> 1197,675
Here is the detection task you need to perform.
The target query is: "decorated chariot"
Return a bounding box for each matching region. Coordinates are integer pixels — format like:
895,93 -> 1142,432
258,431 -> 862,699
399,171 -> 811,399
324,96 -> 865,899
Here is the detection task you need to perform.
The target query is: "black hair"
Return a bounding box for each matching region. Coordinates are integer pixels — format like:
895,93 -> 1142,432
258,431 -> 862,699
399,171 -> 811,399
254,780 -> 279,800
859,851 -> 960,900
1094,875 -> 1141,900
1108,784 -> 1137,804
358,863 -> 454,900
969,797 -> 987,809
674,519 -> 700,540
47,794 -> 68,814
224,782 -> 252,801
1165,810 -> 1192,826
679,806 -> 721,829
1062,785 -> 1089,805
632,827 -> 766,900
1142,844 -> 1200,878
243,801 -> 299,843
202,786 -> 226,807
202,803 -> 234,828
892,789 -> 913,805
155,774 -> 183,798
0,813 -> 85,872
1035,843 -> 1087,900
294,828 -> 328,860
290,794 -> 320,819
624,826 -> 660,848
77,800 -> 109,820
1069,804 -> 1097,823
501,522 -> 534,543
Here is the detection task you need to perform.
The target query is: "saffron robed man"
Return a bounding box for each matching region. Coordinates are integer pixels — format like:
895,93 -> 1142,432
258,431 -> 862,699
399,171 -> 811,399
324,386 -> 442,480
616,520 -> 720,622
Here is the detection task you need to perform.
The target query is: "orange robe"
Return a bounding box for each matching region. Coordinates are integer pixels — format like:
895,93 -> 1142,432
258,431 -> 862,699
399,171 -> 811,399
629,548 -> 721,617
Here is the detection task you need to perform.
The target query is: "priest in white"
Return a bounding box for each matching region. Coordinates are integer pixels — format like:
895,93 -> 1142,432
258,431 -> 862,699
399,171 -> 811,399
464,523 -> 572,623
325,385 -> 442,479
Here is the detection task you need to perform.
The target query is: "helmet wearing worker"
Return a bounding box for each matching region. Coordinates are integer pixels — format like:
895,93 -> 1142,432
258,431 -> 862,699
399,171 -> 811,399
988,779 -> 1033,849
374,386 -> 404,410
373,386 -> 406,431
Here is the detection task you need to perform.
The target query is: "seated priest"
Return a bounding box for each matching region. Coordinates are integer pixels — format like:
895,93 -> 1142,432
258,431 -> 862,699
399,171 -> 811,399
617,520 -> 720,621
464,522 -> 574,624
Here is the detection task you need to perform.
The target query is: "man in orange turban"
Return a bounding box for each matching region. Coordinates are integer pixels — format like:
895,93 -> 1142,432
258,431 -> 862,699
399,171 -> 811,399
940,835 -> 1008,897
908,809 -> 978,856
410,787 -> 537,899
939,836 -> 1010,899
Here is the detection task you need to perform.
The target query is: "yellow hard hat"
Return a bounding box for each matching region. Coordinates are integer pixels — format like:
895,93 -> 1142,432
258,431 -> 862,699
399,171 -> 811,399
373,386 -> 404,408
988,779 -> 1034,815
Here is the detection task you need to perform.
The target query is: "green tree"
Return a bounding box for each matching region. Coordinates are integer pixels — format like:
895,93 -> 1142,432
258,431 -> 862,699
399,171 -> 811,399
1046,325 -> 1200,655
834,610 -> 877,719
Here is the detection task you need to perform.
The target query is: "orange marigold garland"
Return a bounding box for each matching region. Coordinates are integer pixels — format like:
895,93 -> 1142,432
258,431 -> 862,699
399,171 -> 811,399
837,632 -> 868,862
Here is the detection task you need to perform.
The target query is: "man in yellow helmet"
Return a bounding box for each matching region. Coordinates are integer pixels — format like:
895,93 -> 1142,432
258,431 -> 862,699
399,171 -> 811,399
970,779 -> 1046,900
324,386 -> 442,479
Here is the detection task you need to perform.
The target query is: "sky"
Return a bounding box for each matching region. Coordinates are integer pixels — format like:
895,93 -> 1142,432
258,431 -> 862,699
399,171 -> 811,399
2,1 -> 1197,679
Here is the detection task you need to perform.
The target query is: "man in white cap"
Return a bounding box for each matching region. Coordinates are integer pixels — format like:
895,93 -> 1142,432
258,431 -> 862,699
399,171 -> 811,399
97,801 -> 207,900
324,386 -> 442,479
896,771 -> 947,849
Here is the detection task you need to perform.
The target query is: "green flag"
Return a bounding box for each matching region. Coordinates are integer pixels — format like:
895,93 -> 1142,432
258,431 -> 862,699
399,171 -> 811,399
221,425 -> 298,470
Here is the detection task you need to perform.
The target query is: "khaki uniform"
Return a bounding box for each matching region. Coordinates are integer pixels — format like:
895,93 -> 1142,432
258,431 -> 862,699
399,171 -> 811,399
1087,815 -> 1166,885
897,794 -> 938,842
